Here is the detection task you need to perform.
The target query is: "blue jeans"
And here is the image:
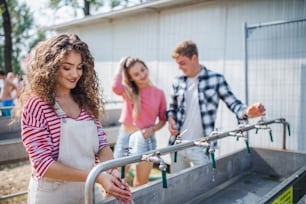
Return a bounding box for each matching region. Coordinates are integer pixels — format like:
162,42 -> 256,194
113,127 -> 156,158
128,130 -> 156,156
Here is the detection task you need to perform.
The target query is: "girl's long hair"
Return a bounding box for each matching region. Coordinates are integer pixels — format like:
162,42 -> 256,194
122,57 -> 151,120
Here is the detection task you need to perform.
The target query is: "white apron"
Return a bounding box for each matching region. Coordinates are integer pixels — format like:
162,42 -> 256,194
28,104 -> 103,204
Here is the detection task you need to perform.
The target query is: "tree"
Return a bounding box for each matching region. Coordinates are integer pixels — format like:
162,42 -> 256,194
0,0 -> 45,74
48,0 -> 150,17
49,0 -> 104,17
0,0 -> 12,73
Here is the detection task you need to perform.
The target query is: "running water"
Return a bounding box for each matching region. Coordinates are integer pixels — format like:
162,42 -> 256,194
212,168 -> 216,183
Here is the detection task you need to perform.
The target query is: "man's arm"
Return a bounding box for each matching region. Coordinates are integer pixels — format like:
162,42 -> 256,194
217,75 -> 248,120
217,74 -> 265,120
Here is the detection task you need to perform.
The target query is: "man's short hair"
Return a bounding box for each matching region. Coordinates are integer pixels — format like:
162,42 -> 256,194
172,40 -> 198,59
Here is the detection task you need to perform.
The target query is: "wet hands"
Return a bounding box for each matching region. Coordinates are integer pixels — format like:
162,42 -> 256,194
99,169 -> 132,202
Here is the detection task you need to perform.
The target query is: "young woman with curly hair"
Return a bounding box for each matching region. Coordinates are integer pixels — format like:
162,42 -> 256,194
13,34 -> 132,204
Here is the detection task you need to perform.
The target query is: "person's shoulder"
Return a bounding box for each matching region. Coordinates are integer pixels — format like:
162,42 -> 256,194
4,79 -> 15,86
177,74 -> 186,80
24,96 -> 49,110
202,66 -> 224,78
171,74 -> 186,85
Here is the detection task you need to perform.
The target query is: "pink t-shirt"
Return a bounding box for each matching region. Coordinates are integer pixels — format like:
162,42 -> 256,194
112,74 -> 167,129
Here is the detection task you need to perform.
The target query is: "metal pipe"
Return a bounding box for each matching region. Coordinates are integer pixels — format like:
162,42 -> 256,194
0,191 -> 27,201
247,17 -> 306,29
197,118 -> 282,143
85,118 -> 289,204
243,21 -> 249,106
85,142 -> 195,204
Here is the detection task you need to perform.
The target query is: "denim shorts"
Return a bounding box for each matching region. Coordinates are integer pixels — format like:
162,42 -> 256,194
1,99 -> 14,117
129,130 -> 156,156
113,128 -> 156,158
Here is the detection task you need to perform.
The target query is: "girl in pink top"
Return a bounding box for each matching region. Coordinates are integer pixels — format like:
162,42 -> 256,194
13,34 -> 132,204
112,56 -> 167,187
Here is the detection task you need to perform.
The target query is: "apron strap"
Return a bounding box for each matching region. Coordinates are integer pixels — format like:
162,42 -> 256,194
54,102 -> 66,118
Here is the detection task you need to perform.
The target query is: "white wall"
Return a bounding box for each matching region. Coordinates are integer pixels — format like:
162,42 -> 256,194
54,0 -> 306,157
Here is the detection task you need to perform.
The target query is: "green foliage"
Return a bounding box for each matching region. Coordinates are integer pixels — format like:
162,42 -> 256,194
0,0 -> 46,74
48,0 -> 148,17
49,0 -> 80,10
111,0 -> 121,8
48,0 -> 104,16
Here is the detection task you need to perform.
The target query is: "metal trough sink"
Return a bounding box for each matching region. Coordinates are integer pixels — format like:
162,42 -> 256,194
102,147 -> 306,204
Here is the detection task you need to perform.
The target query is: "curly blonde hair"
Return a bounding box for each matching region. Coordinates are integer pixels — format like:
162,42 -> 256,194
14,33 -> 104,119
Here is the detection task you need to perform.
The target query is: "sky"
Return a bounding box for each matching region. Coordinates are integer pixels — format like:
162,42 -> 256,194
22,0 -> 144,26
21,0 -> 83,26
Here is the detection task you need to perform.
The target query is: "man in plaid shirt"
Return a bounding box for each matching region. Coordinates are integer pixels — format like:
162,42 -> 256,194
167,40 -> 266,173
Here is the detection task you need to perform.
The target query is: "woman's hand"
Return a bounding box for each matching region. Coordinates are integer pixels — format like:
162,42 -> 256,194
97,169 -> 132,202
142,127 -> 155,139
117,56 -> 130,73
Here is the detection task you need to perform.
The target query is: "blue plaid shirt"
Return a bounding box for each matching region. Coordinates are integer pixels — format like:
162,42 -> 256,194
167,66 -> 247,137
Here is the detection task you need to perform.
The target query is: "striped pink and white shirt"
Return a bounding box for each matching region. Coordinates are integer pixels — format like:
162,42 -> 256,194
21,96 -> 109,178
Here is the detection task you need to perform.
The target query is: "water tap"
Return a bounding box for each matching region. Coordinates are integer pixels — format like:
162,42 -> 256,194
141,151 -> 168,188
255,117 -> 273,142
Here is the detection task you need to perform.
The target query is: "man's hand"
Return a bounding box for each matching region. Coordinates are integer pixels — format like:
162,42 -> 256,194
245,102 -> 266,118
168,117 -> 179,136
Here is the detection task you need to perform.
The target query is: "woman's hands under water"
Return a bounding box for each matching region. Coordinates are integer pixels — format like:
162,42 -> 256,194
98,169 -> 133,203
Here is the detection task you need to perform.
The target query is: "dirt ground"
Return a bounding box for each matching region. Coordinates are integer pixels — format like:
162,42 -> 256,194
0,161 -> 161,203
0,160 -> 31,204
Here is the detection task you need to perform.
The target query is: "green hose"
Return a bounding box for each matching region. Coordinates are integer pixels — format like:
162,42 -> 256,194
245,140 -> 251,153
210,152 -> 216,169
162,169 -> 167,188
121,166 -> 125,179
174,152 -> 177,163
269,130 -> 273,142
287,124 -> 291,136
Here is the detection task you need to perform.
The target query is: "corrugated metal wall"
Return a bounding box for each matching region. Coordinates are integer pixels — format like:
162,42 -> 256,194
54,0 -> 306,156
